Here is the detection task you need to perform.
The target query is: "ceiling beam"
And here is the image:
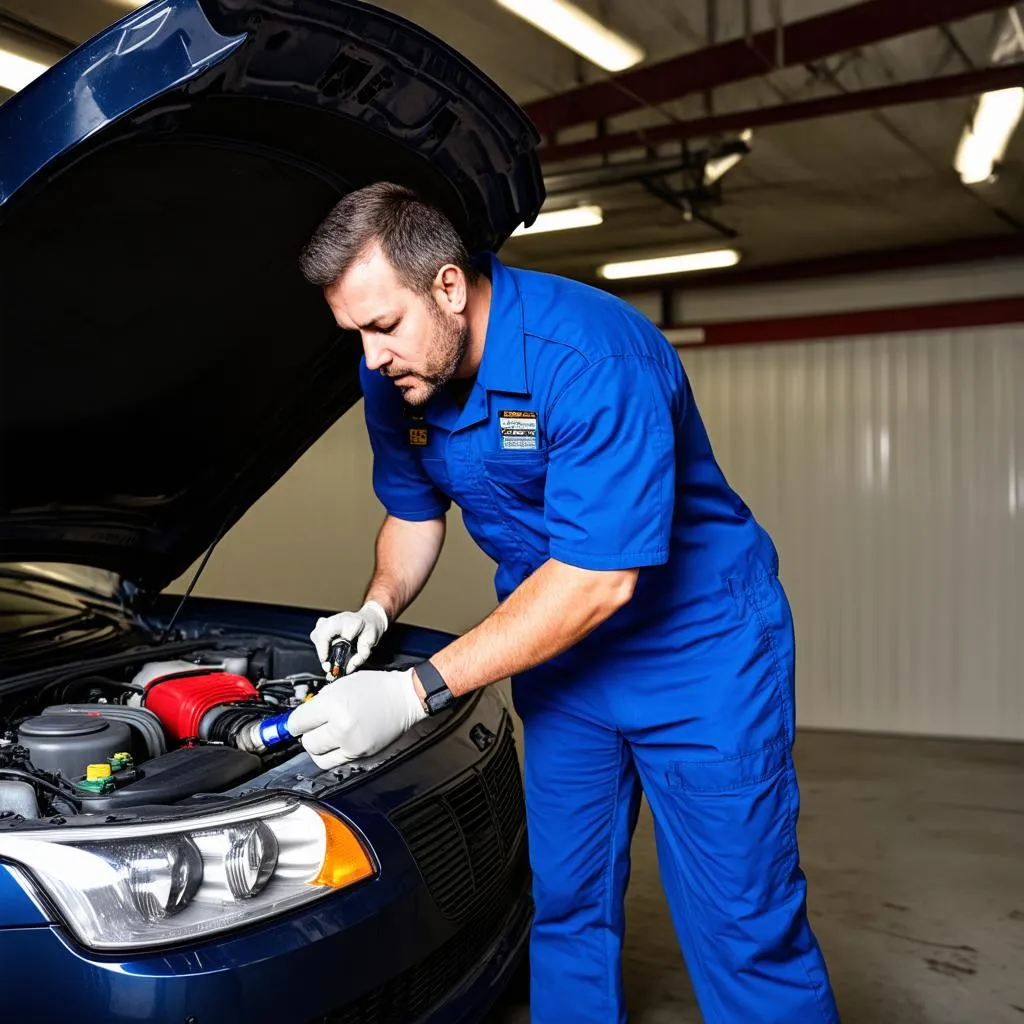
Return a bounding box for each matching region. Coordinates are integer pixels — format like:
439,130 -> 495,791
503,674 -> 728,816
524,0 -> 1013,138
540,61 -> 1024,163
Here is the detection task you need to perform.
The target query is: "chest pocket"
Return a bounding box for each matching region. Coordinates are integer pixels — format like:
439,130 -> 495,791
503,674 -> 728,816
482,451 -> 548,509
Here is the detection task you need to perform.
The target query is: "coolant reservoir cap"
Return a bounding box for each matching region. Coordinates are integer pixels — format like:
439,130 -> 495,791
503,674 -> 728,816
86,763 -> 112,780
19,715 -> 108,737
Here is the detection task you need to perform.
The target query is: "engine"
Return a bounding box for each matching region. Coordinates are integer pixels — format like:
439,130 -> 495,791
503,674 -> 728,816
0,643 -> 324,820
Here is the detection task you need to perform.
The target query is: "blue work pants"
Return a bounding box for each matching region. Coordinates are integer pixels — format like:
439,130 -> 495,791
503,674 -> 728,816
512,571 -> 840,1023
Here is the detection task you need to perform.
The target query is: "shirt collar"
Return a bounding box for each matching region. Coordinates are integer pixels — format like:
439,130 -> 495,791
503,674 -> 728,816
473,253 -> 529,396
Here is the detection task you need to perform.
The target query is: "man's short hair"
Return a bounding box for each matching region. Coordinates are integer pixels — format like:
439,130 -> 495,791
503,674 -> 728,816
299,181 -> 475,294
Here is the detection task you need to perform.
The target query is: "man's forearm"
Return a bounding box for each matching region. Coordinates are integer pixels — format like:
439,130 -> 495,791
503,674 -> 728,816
365,514 -> 446,623
422,559 -> 638,699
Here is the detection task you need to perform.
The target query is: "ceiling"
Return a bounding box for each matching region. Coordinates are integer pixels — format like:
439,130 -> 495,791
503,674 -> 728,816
2,0 -> 1023,287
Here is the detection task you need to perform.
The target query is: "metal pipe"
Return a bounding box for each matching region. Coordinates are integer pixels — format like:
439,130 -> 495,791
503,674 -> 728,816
524,0 -> 1015,137
543,154 -> 690,195
539,62 -> 1024,164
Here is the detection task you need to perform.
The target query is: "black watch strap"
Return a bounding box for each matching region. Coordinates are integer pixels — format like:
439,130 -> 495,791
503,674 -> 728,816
416,659 -> 454,715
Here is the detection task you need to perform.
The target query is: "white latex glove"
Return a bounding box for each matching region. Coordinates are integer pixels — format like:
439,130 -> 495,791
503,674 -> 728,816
286,668 -> 426,769
309,600 -> 388,676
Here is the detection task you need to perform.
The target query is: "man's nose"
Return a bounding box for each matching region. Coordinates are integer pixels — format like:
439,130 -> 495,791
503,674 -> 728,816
363,335 -> 390,372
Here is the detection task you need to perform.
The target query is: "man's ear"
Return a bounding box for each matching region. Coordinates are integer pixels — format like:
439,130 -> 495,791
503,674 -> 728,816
434,264 -> 468,315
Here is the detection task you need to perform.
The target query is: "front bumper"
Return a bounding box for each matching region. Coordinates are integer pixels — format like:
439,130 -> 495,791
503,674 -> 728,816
0,688 -> 531,1024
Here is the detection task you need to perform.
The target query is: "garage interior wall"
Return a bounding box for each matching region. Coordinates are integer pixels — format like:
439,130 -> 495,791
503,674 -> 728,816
169,269 -> 1024,742
682,323 -> 1023,742
167,406 -> 501,638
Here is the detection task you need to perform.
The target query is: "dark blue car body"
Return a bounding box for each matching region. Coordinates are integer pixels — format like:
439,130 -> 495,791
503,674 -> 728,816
0,1 -> 544,1020
1,594 -> 532,1023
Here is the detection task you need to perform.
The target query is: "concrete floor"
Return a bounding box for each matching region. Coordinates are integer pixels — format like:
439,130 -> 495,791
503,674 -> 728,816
487,730 -> 1024,1024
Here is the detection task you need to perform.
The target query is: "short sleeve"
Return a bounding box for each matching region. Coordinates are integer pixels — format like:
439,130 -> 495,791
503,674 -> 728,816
360,360 -> 451,521
544,355 -> 681,570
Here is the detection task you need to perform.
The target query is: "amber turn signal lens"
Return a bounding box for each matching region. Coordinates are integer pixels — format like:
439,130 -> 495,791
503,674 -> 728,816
309,808 -> 375,889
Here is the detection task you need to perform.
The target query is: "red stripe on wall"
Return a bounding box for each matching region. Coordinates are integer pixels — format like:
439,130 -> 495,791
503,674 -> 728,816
673,296 -> 1024,348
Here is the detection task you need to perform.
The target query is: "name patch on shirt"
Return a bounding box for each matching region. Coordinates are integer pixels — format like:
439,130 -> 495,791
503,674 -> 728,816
408,427 -> 428,446
499,410 -> 538,450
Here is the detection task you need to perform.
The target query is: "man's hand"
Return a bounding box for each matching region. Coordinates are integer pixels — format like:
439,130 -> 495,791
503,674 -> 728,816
309,601 -> 389,676
286,668 -> 426,769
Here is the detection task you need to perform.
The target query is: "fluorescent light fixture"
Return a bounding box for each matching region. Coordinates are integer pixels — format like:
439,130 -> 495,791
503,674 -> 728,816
0,48 -> 49,93
512,205 -> 603,236
494,0 -> 644,72
704,131 -> 753,185
599,249 -> 741,280
704,152 -> 744,185
954,87 -> 1024,184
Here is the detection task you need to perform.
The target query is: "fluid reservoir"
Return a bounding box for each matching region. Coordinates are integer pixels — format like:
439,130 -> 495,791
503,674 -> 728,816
17,715 -> 132,781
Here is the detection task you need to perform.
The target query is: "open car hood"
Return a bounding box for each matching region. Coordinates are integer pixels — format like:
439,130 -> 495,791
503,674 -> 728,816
0,0 -> 543,595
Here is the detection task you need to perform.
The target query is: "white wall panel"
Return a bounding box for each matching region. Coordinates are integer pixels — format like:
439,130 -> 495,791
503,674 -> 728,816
680,325 -> 1024,740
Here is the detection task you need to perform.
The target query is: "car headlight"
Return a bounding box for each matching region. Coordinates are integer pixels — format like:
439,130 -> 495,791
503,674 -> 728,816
0,796 -> 374,950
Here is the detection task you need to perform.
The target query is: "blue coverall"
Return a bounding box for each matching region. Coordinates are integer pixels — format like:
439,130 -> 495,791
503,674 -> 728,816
361,253 -> 840,1023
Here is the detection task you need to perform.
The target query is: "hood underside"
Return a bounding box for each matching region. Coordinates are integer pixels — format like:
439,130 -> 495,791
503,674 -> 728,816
0,0 -> 543,594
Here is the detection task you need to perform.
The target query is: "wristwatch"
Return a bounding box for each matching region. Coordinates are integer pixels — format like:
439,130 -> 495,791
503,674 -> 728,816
415,659 -> 454,716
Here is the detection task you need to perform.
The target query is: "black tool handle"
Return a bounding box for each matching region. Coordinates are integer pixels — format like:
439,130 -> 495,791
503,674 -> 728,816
328,638 -> 353,679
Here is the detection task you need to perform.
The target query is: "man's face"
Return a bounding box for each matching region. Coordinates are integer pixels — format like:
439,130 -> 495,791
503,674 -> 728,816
324,245 -> 469,407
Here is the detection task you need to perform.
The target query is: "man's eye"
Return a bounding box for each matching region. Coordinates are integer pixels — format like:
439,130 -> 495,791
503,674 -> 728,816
378,322 -> 398,335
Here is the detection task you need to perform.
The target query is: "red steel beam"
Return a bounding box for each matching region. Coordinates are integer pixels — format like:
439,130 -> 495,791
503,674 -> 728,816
524,0 -> 1012,138
541,62 -> 1024,163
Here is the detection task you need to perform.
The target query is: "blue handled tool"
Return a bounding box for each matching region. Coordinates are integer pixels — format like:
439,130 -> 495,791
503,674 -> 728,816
238,638 -> 354,753
254,712 -> 293,747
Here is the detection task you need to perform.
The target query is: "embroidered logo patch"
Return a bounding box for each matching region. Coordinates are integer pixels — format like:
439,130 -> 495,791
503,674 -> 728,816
408,427 -> 428,447
500,410 -> 538,450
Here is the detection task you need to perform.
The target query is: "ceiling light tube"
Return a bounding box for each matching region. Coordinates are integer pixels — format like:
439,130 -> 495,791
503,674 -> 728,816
512,205 -> 603,236
599,250 -> 741,280
954,87 -> 1024,184
494,0 -> 644,72
0,48 -> 49,93
704,152 -> 744,185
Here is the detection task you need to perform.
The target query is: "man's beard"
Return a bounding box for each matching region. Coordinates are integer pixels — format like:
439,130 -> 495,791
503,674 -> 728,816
383,307 -> 469,407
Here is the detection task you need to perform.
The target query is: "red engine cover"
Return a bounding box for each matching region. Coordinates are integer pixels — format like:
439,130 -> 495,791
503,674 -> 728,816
144,671 -> 258,741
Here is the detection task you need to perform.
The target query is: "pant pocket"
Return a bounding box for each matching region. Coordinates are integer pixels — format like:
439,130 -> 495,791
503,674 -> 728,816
724,571 -> 796,744
646,742 -> 836,1023
668,739 -> 788,794
665,740 -> 799,915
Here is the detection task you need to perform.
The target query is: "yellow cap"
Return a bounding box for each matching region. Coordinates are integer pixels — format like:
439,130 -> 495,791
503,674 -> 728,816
112,752 -> 132,761
86,763 -> 112,780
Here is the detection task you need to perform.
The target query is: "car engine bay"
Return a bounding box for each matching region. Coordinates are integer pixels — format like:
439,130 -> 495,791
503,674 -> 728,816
0,638 -> 337,820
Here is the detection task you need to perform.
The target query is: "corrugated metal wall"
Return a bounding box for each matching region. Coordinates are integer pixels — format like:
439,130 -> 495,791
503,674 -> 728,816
681,325 -> 1024,740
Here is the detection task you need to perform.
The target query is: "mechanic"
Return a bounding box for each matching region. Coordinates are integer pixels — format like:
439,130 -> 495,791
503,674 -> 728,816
287,182 -> 840,1024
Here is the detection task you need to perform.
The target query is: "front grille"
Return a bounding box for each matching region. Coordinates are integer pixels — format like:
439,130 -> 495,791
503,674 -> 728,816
317,845 -> 531,1024
391,719 -> 526,921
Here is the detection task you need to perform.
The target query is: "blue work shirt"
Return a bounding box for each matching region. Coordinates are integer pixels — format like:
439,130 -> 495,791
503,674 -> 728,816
360,254 -> 779,683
